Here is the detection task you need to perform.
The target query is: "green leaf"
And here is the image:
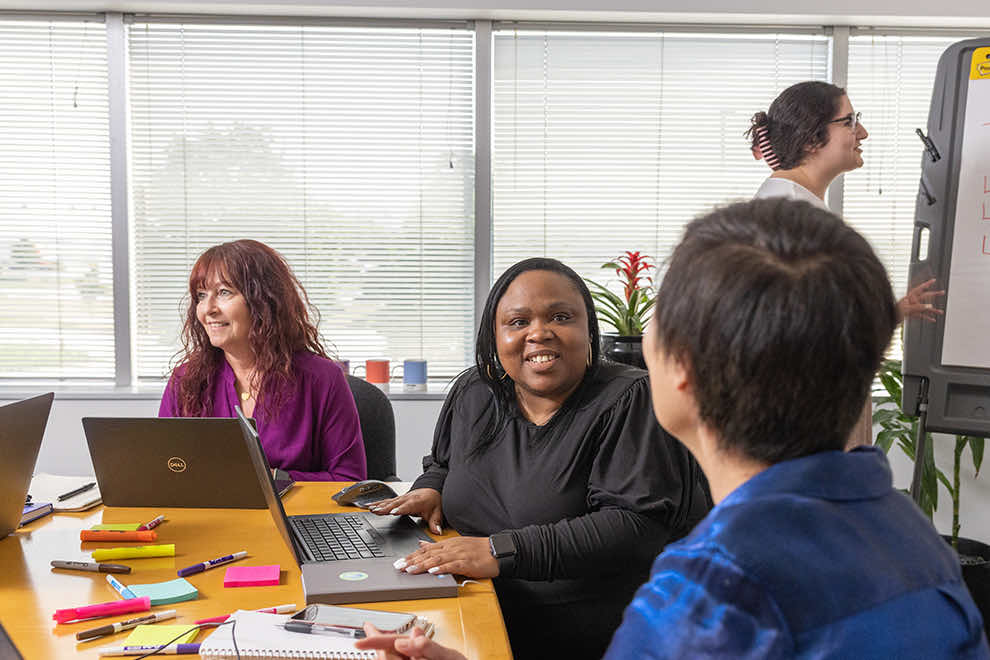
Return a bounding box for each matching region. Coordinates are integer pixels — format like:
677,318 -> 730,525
875,429 -> 896,453
970,436 -> 985,477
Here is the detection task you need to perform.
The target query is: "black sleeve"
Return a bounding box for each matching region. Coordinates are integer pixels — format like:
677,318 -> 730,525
409,376 -> 463,493
503,377 -> 709,580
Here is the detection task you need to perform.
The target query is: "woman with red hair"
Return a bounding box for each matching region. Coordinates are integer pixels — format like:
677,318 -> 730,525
159,239 -> 366,481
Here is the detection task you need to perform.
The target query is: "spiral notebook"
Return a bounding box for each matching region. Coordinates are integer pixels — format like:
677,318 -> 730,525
199,610 -> 375,659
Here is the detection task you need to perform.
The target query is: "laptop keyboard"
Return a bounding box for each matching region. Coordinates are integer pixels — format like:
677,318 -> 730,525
292,514 -> 387,561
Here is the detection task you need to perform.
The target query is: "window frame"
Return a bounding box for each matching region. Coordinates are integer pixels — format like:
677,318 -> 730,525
0,12 -> 978,397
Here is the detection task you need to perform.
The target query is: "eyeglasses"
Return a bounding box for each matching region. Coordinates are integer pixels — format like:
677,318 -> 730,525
829,111 -> 862,131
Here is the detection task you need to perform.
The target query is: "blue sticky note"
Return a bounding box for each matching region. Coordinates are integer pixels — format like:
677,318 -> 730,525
128,577 -> 198,606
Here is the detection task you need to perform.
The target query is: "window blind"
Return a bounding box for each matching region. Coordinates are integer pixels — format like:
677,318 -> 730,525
127,21 -> 476,381
491,29 -> 829,317
844,35 -> 977,299
0,18 -> 113,379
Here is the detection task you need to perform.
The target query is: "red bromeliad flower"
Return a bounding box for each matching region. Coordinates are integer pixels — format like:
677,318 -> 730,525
613,251 -> 655,302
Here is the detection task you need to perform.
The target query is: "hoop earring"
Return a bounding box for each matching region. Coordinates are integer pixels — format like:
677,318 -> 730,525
486,362 -> 510,381
587,344 -> 593,367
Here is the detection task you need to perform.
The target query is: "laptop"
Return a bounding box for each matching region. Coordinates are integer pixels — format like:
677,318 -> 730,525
83,418 -> 293,509
0,393 -> 54,540
234,405 -> 458,604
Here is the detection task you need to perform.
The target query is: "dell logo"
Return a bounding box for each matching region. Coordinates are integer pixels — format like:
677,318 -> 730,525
167,457 -> 187,473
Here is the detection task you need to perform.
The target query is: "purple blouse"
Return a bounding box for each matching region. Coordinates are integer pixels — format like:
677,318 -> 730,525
159,351 -> 367,482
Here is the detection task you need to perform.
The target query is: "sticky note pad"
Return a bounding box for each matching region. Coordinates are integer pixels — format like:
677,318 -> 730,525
224,564 -> 280,587
125,624 -> 199,646
128,578 -> 198,605
91,523 -> 142,531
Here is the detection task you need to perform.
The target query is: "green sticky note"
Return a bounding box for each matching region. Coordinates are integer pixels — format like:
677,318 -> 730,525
128,578 -> 198,606
125,624 -> 199,645
91,523 -> 141,531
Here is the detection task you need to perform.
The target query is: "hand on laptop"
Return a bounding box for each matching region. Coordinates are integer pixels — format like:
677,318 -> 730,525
396,537 -> 498,579
368,488 -> 444,535
355,623 -> 466,660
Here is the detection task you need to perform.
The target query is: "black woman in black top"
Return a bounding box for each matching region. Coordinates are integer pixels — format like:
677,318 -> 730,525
368,258 -> 711,659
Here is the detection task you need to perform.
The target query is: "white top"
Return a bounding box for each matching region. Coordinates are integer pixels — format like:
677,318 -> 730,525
754,177 -> 829,210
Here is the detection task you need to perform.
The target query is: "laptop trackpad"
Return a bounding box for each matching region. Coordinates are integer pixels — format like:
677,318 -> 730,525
365,514 -> 433,556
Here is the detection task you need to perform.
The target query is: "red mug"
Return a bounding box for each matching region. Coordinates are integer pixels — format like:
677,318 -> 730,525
354,359 -> 390,388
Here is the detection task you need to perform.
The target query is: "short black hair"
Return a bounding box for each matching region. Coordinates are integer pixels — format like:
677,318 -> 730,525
652,198 -> 897,463
747,81 -> 846,170
469,257 -> 600,455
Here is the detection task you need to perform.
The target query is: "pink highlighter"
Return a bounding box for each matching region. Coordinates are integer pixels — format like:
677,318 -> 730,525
53,596 -> 151,624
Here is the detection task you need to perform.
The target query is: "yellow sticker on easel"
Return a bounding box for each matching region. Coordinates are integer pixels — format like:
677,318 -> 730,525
971,47 -> 990,80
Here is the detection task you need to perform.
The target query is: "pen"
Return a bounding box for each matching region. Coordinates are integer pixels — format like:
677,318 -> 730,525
195,603 -> 296,625
76,609 -> 177,641
57,481 -> 96,502
106,574 -> 137,600
136,515 -> 165,531
176,550 -> 247,577
97,643 -> 200,656
51,560 -> 131,574
284,620 -> 366,639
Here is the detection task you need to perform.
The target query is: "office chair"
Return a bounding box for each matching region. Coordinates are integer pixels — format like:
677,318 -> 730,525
345,374 -> 399,481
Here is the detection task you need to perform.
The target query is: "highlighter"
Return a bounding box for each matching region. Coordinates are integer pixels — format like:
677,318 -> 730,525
92,544 -> 175,561
53,596 -> 151,624
81,530 -> 158,542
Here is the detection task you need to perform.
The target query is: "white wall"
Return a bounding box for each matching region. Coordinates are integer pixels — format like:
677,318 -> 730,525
1,397 -> 443,482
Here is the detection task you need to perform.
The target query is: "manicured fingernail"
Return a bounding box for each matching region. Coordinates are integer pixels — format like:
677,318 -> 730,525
393,558 -> 407,570
435,526 -> 442,534
390,509 -> 400,515
428,567 -> 440,574
405,565 -> 418,573
418,539 -> 430,545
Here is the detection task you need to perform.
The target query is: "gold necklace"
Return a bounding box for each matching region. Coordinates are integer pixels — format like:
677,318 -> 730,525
240,390 -> 251,402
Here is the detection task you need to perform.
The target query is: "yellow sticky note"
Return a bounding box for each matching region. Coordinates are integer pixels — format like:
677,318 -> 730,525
91,523 -> 142,531
92,544 -> 175,561
125,624 -> 199,646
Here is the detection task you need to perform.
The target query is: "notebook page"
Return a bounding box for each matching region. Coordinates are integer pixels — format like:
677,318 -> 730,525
199,610 -> 374,659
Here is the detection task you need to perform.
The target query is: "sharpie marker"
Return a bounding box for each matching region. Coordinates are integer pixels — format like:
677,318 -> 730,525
97,643 -> 200,656
76,609 -> 177,641
51,560 -> 131,574
137,515 -> 165,531
106,574 -> 137,600
177,550 -> 247,577
195,603 -> 296,625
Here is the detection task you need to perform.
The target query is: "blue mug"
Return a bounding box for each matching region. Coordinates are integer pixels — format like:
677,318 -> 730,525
393,359 -> 428,392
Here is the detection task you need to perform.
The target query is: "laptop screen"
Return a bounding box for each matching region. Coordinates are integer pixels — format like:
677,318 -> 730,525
234,405 -> 306,566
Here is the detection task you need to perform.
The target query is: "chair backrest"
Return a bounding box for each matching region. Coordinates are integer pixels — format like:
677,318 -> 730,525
345,375 -> 398,481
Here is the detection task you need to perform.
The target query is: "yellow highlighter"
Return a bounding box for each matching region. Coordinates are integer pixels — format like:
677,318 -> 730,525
92,544 -> 175,561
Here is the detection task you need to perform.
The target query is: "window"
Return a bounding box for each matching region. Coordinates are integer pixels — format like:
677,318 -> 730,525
491,29 -> 829,299
844,34 -> 977,299
0,18 -> 113,379
127,20 -> 475,380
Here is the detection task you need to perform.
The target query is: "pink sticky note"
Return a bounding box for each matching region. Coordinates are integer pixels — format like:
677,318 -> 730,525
223,564 -> 280,588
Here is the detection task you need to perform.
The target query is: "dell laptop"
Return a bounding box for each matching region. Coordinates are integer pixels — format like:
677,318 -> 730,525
234,405 -> 458,604
0,393 -> 54,540
83,417 -> 293,509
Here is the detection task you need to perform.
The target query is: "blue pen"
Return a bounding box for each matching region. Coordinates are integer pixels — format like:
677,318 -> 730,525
177,550 -> 247,577
106,573 -> 137,600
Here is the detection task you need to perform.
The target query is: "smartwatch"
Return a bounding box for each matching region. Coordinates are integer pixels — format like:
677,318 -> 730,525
489,532 -> 516,559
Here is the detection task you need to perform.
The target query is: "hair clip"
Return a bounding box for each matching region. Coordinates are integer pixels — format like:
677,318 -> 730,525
752,125 -> 781,171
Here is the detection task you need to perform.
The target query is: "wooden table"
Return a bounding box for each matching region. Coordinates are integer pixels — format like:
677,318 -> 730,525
1,482 -> 511,659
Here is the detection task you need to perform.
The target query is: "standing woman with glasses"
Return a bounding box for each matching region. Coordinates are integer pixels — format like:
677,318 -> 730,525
747,80 -> 943,447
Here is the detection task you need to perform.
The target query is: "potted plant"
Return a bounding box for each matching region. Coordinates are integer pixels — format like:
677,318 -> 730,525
874,359 -> 990,634
586,251 -> 656,369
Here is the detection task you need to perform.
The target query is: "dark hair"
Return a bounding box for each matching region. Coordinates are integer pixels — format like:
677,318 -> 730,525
173,239 -> 329,418
747,81 -> 846,170
468,257 -> 601,455
651,198 -> 897,463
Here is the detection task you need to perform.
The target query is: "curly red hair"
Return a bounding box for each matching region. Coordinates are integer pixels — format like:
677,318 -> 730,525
172,239 -> 329,418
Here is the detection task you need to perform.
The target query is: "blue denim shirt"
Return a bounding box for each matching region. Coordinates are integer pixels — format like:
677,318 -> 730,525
605,447 -> 989,659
